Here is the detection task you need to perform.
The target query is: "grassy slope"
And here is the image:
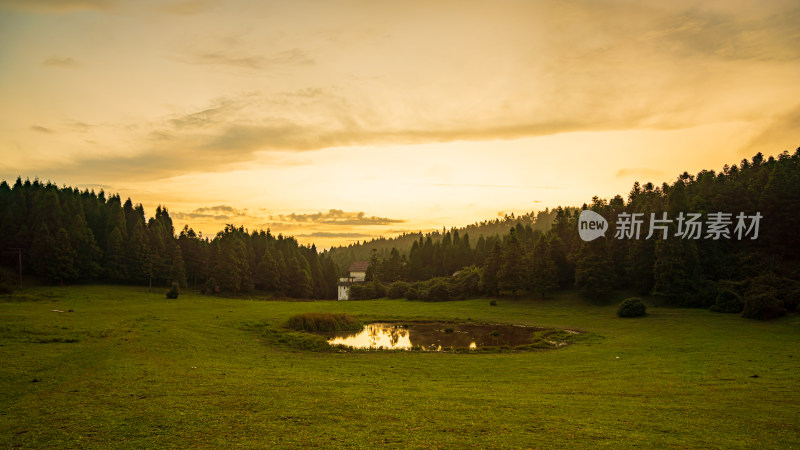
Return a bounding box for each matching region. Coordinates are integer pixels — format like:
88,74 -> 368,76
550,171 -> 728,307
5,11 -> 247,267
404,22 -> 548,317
1,286 -> 798,448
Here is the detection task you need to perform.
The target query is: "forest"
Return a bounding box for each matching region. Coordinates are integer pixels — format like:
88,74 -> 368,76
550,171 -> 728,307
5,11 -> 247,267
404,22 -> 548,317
340,149 -> 800,320
1,148 -> 798,318
0,182 -> 339,298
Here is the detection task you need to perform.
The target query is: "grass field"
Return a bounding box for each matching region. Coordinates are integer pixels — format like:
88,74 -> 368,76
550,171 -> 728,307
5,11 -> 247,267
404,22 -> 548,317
1,285 -> 799,448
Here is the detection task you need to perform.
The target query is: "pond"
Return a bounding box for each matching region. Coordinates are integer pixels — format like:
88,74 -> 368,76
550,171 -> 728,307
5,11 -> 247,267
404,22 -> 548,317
323,322 -> 564,351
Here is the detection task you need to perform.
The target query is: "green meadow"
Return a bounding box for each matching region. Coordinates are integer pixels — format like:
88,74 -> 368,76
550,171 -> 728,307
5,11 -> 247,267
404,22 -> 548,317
1,285 -> 799,448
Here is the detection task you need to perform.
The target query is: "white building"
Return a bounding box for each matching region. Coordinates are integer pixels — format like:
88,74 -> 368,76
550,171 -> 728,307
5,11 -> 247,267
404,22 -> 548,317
337,261 -> 369,300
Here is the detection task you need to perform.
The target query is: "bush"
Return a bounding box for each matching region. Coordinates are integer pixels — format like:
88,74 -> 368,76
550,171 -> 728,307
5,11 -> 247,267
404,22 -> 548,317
711,288 -> 743,313
347,283 -> 369,300
686,279 -> 718,308
386,281 -> 409,299
781,284 -> 800,312
741,290 -> 786,320
405,287 -> 420,300
349,281 -> 386,300
165,282 -> 179,299
370,280 -> 386,298
617,297 -> 647,317
426,278 -> 452,301
453,266 -> 482,299
285,313 -> 362,332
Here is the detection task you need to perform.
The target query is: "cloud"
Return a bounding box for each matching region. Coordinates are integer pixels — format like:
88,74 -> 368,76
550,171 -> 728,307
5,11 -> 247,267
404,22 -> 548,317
65,120 -> 92,132
30,125 -> 54,134
271,209 -> 404,226
177,48 -> 314,70
169,103 -> 231,130
0,0 -> 113,13
41,56 -> 80,68
194,205 -> 239,215
171,204 -> 252,222
740,105 -> 800,157
11,1 -> 800,185
172,212 -> 230,221
616,168 -> 665,180
646,7 -> 800,62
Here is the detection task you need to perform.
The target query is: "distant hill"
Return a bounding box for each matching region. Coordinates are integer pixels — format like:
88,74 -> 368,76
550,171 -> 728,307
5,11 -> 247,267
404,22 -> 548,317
324,208 -> 576,271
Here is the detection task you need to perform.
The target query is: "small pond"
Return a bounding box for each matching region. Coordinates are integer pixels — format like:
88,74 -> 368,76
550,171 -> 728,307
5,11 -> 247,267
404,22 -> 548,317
323,322 -> 566,351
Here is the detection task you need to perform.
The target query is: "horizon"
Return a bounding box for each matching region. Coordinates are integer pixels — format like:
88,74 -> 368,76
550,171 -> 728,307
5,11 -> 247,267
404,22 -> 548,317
0,147 -> 781,252
2,0 -> 799,248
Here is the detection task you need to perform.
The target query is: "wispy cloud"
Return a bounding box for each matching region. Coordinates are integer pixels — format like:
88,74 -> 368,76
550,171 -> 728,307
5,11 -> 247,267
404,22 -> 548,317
41,56 -> 80,68
741,105 -> 800,157
30,125 -> 54,134
177,48 -> 314,70
172,204 -> 252,222
271,209 -> 404,226
194,205 -> 240,215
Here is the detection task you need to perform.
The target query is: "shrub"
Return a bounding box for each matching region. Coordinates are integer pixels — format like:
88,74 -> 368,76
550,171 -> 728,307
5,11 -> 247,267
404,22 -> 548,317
165,282 -> 179,299
781,284 -> 800,312
617,297 -> 647,318
347,283 -> 369,300
370,280 -> 386,298
349,281 -> 386,300
710,288 -> 743,314
405,287 -> 420,300
386,281 -> 409,299
741,290 -> 786,320
453,266 -> 482,299
686,279 -> 718,308
426,278 -> 452,301
285,313 -> 362,332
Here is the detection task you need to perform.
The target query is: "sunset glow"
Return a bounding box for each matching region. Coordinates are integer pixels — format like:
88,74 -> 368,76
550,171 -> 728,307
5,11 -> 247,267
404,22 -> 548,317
1,0 -> 798,248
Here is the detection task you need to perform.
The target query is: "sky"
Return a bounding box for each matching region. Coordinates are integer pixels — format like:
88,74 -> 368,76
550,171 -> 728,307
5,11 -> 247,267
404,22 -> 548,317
1,0 -> 798,249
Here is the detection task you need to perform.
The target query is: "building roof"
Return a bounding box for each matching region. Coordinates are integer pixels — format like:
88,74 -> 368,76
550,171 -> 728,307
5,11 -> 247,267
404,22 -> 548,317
348,261 -> 370,273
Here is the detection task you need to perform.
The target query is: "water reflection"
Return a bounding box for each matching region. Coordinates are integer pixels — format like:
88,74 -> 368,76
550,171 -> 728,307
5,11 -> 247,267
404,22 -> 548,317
325,322 -> 543,351
328,323 -> 413,349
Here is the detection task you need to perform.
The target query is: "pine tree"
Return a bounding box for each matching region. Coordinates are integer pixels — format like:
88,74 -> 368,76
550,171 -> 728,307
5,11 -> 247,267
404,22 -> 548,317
498,228 -> 525,299
574,239 -> 614,300
255,247 -> 279,292
49,228 -> 78,285
104,226 -> 127,280
69,213 -> 101,279
525,238 -> 558,298
481,241 -> 502,296
287,255 -> 313,298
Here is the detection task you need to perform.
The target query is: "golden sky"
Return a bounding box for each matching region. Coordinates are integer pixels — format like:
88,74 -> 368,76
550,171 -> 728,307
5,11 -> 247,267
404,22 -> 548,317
1,0 -> 798,248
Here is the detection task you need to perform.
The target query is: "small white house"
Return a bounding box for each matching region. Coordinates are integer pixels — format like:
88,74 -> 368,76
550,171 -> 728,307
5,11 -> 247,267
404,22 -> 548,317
337,261 -> 369,300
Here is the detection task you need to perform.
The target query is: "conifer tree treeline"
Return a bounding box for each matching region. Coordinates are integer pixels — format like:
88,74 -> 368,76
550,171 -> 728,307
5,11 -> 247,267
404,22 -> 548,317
326,209 -> 563,272
0,178 -> 338,298
358,149 -> 800,319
